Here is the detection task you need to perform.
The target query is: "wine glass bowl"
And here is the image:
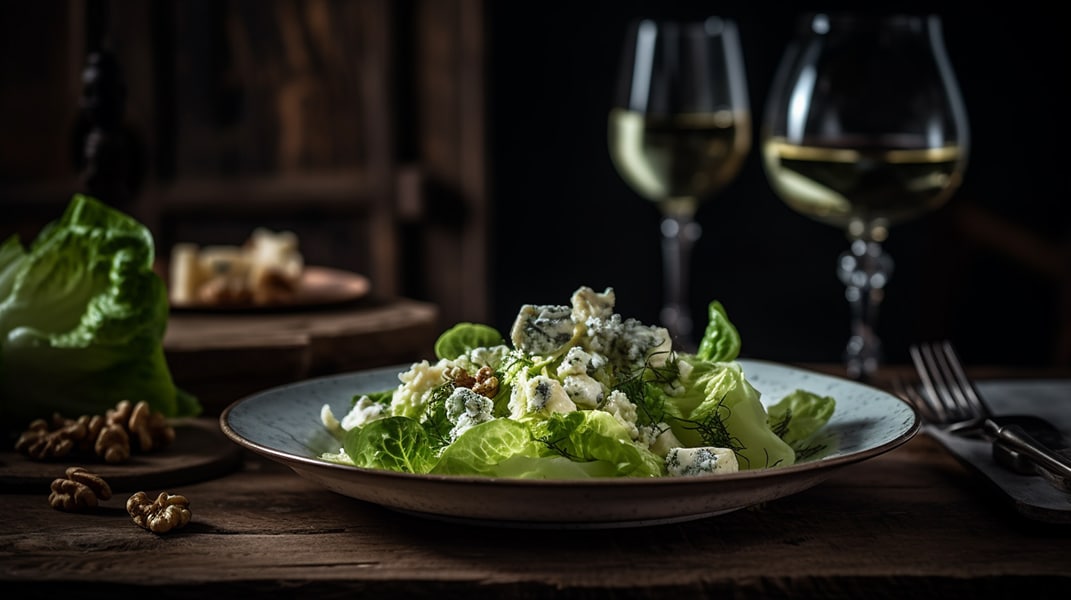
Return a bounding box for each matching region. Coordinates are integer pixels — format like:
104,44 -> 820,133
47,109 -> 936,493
609,17 -> 751,348
761,13 -> 969,379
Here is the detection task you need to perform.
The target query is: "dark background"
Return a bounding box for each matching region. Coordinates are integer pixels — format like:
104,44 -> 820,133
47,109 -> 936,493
1,1 -> 1066,373
485,1 -> 1069,369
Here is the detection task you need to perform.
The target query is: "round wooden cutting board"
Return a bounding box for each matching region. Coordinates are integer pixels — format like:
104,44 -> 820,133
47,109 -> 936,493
0,418 -> 244,493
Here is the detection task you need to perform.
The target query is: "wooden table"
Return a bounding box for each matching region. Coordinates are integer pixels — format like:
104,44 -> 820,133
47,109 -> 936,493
2,369 -> 1069,598
163,296 -> 440,415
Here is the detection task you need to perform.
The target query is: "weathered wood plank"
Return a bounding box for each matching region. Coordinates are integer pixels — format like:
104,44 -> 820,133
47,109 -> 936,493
2,435 -> 1068,599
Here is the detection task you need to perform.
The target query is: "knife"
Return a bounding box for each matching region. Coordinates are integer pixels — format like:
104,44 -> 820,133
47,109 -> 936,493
987,418 -> 1071,492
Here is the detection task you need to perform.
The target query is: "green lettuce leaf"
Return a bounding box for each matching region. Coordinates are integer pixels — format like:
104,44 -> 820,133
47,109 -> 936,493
696,300 -> 741,362
535,411 -> 665,478
664,360 -> 795,470
344,416 -> 437,473
0,194 -> 200,429
434,322 -> 505,360
767,389 -> 836,447
431,418 -> 543,476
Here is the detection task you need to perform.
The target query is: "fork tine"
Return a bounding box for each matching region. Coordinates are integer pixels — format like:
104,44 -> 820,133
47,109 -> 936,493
891,376 -> 938,423
909,343 -> 952,423
926,342 -> 968,420
936,341 -> 991,419
910,340 -> 989,425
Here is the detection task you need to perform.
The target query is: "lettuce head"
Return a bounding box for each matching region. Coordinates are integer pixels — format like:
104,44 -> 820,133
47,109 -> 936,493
0,194 -> 200,430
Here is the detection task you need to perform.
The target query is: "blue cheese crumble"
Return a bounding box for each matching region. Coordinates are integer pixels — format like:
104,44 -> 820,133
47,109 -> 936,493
510,304 -> 576,356
584,314 -> 672,371
445,387 -> 494,441
321,395 -> 387,437
509,373 -> 578,418
570,286 -> 616,323
665,447 -> 739,476
561,373 -> 604,409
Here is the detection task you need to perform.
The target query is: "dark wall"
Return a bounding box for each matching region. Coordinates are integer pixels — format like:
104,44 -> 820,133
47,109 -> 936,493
486,1 -> 1069,369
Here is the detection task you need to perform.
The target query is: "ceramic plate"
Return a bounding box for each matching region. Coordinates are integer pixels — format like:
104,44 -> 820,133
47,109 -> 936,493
220,359 -> 919,528
171,266 -> 370,312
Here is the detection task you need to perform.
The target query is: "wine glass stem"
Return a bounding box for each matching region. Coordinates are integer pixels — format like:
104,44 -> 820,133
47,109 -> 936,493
660,213 -> 701,350
838,238 -> 894,380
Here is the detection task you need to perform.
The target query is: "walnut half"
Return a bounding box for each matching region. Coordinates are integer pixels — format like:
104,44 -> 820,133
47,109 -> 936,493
48,467 -> 113,512
16,415 -> 87,460
127,491 -> 192,534
15,400 -> 176,464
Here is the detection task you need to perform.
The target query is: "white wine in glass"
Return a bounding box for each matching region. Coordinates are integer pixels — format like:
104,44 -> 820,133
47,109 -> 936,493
609,17 -> 751,349
762,13 -> 969,379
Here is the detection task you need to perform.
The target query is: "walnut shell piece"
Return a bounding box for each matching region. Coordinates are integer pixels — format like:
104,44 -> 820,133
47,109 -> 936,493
95,423 -> 131,464
15,399 -> 175,464
127,491 -> 192,534
471,366 -> 500,398
446,366 -> 476,389
48,467 -> 113,512
15,416 -> 89,461
126,400 -> 176,452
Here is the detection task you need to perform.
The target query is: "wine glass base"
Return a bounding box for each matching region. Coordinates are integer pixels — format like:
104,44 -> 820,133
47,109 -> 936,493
660,306 -> 696,352
845,335 -> 881,380
845,357 -> 879,381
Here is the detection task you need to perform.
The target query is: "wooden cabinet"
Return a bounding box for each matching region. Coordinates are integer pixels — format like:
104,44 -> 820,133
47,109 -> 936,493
0,0 -> 489,332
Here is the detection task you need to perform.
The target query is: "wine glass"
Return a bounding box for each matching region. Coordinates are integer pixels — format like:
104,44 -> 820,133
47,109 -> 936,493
609,17 -> 751,349
761,13 -> 969,379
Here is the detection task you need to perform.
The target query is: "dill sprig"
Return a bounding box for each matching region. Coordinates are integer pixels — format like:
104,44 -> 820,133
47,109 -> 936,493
421,381 -> 456,450
769,409 -> 792,439
611,351 -> 680,426
793,442 -> 827,462
673,393 -> 744,453
538,434 -> 580,460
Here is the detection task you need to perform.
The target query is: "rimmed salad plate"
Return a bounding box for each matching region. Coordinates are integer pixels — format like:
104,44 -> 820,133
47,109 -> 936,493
220,359 -> 919,529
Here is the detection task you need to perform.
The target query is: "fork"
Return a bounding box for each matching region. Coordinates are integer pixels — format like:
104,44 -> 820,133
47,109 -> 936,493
907,340 -> 1071,483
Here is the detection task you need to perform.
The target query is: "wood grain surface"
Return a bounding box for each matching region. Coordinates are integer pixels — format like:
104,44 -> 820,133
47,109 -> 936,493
1,426 -> 1068,599
0,419 -> 243,494
163,297 -> 440,414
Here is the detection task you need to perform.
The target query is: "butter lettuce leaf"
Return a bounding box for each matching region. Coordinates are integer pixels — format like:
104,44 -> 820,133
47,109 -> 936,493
344,416 -> 437,473
535,411 -> 665,478
663,360 -> 796,470
767,389 -> 836,447
434,322 -> 505,360
696,300 -> 741,362
0,194 -> 199,430
431,418 -> 543,476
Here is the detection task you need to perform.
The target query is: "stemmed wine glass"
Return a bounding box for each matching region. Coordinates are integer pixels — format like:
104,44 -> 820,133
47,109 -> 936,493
761,13 -> 969,379
609,17 -> 751,349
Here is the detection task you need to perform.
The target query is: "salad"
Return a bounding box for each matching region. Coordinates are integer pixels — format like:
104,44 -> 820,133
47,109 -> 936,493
319,286 -> 835,479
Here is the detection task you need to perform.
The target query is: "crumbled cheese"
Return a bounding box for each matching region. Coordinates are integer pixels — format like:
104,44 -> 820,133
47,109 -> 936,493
561,373 -> 604,409
321,395 -> 387,436
510,304 -> 576,356
454,344 -> 511,373
391,359 -> 451,418
320,404 -> 343,437
169,228 -> 304,306
557,346 -> 594,377
340,396 -> 387,430
525,375 -> 577,414
601,390 -> 639,440
445,387 -> 494,440
584,314 -> 672,370
638,423 -> 684,457
665,447 -> 739,477
570,286 -> 616,324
